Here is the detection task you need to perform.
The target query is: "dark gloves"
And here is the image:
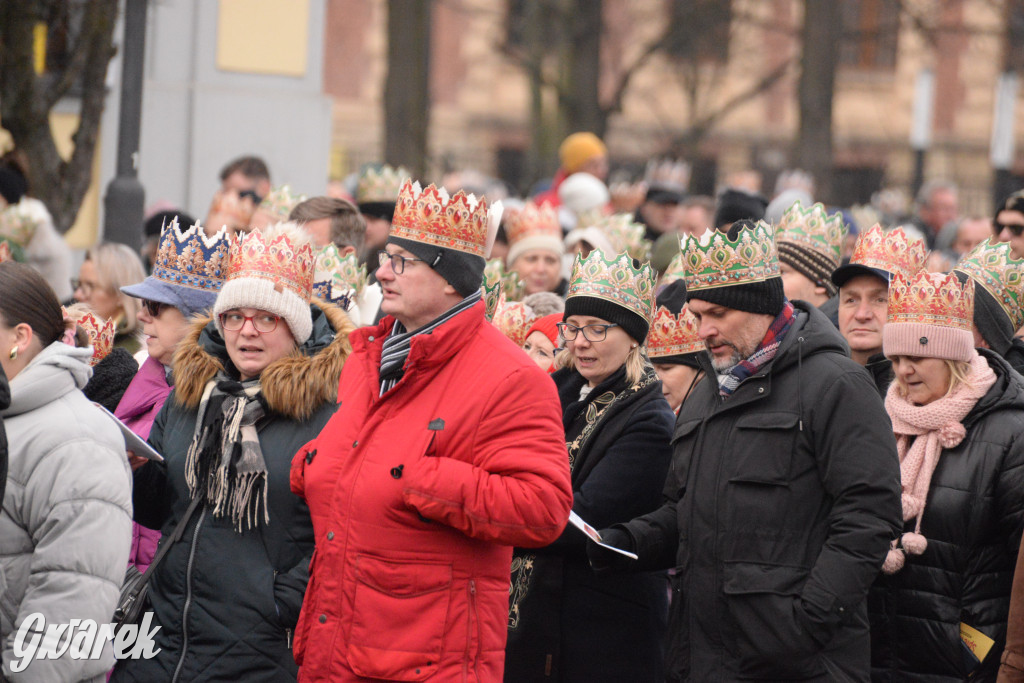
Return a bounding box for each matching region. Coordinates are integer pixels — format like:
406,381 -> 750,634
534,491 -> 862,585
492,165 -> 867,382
586,527 -> 636,574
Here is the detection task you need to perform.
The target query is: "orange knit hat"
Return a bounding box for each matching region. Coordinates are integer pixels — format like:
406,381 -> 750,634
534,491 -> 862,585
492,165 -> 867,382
559,132 -> 607,174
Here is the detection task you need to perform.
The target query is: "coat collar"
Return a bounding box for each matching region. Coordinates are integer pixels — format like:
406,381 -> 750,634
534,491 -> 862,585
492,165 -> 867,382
353,301 -> 486,372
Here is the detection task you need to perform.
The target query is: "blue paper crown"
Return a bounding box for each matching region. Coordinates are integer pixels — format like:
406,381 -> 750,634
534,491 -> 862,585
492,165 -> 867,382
152,217 -> 231,293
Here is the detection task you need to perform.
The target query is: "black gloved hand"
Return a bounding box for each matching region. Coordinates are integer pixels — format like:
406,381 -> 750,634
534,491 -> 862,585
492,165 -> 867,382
586,527 -> 636,574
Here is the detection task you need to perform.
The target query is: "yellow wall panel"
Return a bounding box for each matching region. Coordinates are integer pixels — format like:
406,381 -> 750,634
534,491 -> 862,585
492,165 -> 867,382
51,113 -> 101,249
216,0 -> 310,77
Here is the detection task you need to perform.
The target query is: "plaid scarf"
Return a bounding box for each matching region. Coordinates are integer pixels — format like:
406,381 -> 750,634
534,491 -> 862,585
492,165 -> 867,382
185,373 -> 268,532
718,302 -> 795,397
379,289 -> 481,396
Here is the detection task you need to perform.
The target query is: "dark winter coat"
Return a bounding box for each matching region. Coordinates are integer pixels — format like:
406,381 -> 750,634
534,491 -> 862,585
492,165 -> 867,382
504,365 -> 674,682
869,349 -> 1024,683
1002,337 -> 1024,376
111,301 -> 354,683
867,351 -> 894,399
83,346 -> 139,412
618,301 -> 903,682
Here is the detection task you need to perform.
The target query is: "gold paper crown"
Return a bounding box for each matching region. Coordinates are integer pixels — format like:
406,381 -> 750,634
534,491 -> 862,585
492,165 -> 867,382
887,271 -> 974,331
153,217 -> 231,292
491,293 -> 536,346
567,249 -> 657,324
484,259 -> 526,301
227,224 -> 316,301
256,185 -> 307,224
644,159 -> 690,192
646,305 -> 704,359
848,224 -> 928,280
953,239 -> 1024,331
357,165 -> 410,204
391,180 -> 497,259
65,307 -> 116,366
598,213 -> 650,261
503,201 -> 561,245
775,201 -> 846,267
681,223 -> 780,292
313,245 -> 367,308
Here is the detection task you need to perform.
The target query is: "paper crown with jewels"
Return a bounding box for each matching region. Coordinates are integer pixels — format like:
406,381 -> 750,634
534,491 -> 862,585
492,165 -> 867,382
681,222 -> 780,292
644,159 -> 690,192
491,293 -> 536,346
152,217 -> 231,293
848,224 -> 928,280
357,165 -> 409,204
598,213 -> 650,262
391,180 -> 501,259
884,271 -> 975,362
660,250 -> 686,289
646,305 -> 703,359
226,224 -> 315,300
313,245 -> 367,310
775,201 -> 846,268
64,307 -> 116,366
566,249 -> 657,323
484,259 -> 526,301
482,270 -> 503,322
503,201 -> 561,245
953,239 -> 1024,331
255,185 -> 306,224
0,240 -> 13,263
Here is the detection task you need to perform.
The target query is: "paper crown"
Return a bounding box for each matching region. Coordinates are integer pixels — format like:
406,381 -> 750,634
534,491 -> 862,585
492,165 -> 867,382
390,180 -> 503,260
484,259 -> 526,301
775,201 -> 846,267
255,185 -> 306,224
0,240 -> 13,263
227,224 -> 315,301
887,271 -> 974,332
152,217 -> 231,293
357,165 -> 409,204
491,293 -> 536,346
644,159 -> 690,192
313,245 -> 367,310
567,249 -> 657,324
64,307 -> 116,366
660,250 -> 686,288
849,224 -> 928,280
596,213 -> 650,261
953,239 -> 1024,331
481,266 -> 504,321
503,202 -> 561,245
646,305 -> 703,359
681,222 -> 780,292
0,198 -> 44,247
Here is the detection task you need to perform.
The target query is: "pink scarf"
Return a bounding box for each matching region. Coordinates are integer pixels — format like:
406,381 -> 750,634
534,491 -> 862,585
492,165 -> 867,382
881,353 -> 996,574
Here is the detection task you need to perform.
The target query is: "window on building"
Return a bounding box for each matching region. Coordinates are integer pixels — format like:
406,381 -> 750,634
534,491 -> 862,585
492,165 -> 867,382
839,0 -> 899,71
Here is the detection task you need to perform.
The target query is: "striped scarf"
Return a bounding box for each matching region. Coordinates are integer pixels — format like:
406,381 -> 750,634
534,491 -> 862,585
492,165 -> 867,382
718,302 -> 795,397
379,289 -> 482,395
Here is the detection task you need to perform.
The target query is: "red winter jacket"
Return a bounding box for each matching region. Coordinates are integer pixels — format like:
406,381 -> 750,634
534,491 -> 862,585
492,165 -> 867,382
290,301 -> 572,682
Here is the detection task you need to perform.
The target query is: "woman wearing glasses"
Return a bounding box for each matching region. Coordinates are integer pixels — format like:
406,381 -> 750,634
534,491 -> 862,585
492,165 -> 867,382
505,250 -> 674,682
113,224 -> 354,683
73,242 -> 147,354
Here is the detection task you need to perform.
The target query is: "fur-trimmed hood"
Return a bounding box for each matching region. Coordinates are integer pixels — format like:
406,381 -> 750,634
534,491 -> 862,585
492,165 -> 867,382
172,299 -> 354,420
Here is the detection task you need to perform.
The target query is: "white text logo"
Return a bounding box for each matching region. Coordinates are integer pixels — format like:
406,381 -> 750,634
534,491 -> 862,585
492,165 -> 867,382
11,612 -> 161,673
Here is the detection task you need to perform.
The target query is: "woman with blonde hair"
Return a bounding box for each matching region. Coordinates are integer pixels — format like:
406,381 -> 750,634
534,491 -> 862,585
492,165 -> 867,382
505,250 -> 673,682
870,271 -> 1024,682
73,242 -> 146,353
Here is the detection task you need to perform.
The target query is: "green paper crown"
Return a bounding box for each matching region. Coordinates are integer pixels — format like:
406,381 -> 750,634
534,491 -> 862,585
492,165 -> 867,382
775,201 -> 846,267
313,245 -> 367,307
258,185 -> 306,222
481,268 -> 503,321
682,222 -> 780,292
660,247 -> 686,288
953,239 -> 1024,331
567,249 -> 657,324
357,165 -> 409,204
484,258 -> 525,301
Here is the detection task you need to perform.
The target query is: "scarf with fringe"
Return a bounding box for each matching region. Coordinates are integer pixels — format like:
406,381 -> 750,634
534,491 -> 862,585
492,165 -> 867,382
880,353 -> 995,573
184,373 -> 268,532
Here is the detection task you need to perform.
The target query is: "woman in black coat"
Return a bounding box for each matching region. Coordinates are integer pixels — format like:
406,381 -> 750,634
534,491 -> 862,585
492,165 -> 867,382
870,272 -> 1024,682
505,251 -> 674,682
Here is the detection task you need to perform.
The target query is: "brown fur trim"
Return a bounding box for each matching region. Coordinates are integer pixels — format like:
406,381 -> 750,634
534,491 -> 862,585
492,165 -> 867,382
172,299 -> 355,420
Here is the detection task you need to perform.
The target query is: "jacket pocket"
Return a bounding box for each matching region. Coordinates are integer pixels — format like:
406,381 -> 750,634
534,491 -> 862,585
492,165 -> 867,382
347,554 -> 453,681
721,561 -> 824,679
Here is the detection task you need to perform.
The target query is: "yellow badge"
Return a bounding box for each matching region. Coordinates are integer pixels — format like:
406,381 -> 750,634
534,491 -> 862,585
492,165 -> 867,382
960,622 -> 995,663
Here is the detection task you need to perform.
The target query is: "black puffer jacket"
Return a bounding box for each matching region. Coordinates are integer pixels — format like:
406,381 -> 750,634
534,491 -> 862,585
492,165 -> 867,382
869,349 -> 1024,683
618,302 -> 902,682
111,302 -> 353,683
505,365 -> 673,682
1002,337 -> 1024,376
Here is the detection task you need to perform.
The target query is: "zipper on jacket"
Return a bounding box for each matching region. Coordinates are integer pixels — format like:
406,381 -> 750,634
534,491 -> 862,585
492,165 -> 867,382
464,580 -> 477,680
171,506 -> 206,683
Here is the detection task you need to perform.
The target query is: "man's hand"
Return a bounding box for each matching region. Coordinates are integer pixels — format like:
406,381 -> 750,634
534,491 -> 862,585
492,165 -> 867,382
586,527 -> 636,574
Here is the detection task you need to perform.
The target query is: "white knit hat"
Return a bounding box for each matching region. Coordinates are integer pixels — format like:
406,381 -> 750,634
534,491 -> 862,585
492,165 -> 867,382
213,223 -> 316,344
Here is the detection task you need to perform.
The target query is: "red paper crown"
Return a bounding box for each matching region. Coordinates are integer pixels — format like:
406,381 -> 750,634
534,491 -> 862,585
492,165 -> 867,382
226,226 -> 315,300
849,224 -> 928,280
70,309 -> 117,366
0,241 -> 13,263
887,271 -> 974,331
646,305 -> 704,358
390,180 -> 492,258
503,202 -> 561,246
491,293 -> 536,347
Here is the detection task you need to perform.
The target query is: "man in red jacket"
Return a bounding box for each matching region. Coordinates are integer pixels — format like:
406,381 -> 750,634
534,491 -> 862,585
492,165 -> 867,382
290,179 -> 573,682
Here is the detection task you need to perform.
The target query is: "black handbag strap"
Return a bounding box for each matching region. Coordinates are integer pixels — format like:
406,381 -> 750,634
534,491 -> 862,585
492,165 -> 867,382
134,495 -> 203,586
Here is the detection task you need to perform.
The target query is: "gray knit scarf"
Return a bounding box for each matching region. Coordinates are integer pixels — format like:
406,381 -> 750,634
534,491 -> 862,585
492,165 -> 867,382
184,373 -> 268,532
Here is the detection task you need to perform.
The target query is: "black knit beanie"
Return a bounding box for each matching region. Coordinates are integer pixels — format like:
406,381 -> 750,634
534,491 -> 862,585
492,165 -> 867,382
713,188 -> 768,228
563,296 -> 650,345
0,165 -> 28,206
953,270 -> 1014,355
388,235 -> 485,298
359,200 -> 397,222
777,241 -> 839,297
686,277 -> 786,316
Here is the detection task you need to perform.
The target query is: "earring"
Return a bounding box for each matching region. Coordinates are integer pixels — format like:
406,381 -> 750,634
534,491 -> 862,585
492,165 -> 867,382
631,343 -> 638,349
8,346 -> 16,360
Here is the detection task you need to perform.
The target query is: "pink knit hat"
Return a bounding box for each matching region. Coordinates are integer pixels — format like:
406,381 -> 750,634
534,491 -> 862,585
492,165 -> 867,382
882,272 -> 975,363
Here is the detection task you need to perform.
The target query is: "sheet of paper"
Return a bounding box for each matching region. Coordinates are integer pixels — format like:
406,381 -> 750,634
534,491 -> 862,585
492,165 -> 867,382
568,510 -> 638,560
93,403 -> 165,462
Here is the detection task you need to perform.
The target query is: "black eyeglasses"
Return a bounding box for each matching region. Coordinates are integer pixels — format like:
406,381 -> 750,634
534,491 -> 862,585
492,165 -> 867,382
220,311 -> 280,333
997,221 -> 1024,237
556,322 -> 621,342
378,251 -> 426,275
238,189 -> 263,204
142,299 -> 167,317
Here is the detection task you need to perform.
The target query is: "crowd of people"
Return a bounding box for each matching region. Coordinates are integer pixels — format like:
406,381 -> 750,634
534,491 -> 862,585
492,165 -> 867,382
3,130 -> 1024,682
